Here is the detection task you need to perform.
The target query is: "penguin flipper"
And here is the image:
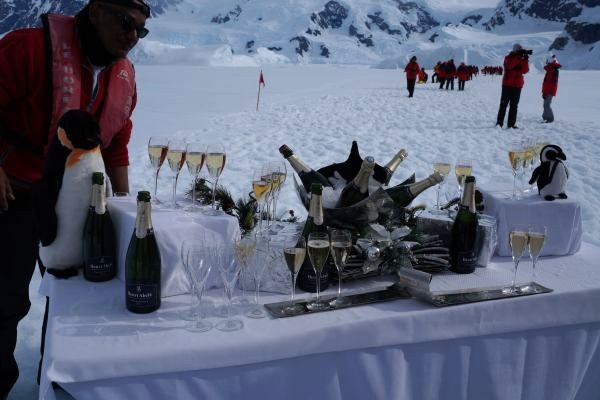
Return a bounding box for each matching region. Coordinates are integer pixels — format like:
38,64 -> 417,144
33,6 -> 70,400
544,195 -> 556,201
31,179 -> 59,246
558,193 -> 568,199
529,166 -> 542,185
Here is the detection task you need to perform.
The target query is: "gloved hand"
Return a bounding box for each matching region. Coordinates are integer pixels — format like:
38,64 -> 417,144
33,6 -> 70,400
0,166 -> 15,212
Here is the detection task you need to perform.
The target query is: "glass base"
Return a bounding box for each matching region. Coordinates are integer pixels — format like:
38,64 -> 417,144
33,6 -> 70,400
232,296 -> 251,306
216,318 -> 244,332
306,300 -> 330,311
245,307 -> 266,319
179,308 -> 197,321
502,286 -> 522,295
283,303 -> 305,315
329,296 -> 351,308
185,319 -> 212,332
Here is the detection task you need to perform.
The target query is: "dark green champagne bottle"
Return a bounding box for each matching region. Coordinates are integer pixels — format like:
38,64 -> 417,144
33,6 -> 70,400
297,183 -> 330,292
384,171 -> 443,207
336,156 -> 375,208
83,172 -> 117,282
125,191 -> 161,313
375,149 -> 408,186
449,176 -> 479,274
279,144 -> 332,193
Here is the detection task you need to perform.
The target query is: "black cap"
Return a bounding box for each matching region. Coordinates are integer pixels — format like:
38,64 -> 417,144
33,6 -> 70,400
91,0 -> 151,17
310,183 -> 323,195
92,172 -> 104,184
137,191 -> 151,201
465,176 -> 476,183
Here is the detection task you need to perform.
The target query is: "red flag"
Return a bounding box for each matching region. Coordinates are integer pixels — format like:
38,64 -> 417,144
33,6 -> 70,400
259,70 -> 265,87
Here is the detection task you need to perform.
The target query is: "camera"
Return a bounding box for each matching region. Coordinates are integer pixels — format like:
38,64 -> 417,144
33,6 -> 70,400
518,48 -> 533,56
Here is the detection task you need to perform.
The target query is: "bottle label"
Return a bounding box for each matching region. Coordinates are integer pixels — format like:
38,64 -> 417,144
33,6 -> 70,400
126,283 -> 159,309
85,256 -> 115,279
453,251 -> 478,272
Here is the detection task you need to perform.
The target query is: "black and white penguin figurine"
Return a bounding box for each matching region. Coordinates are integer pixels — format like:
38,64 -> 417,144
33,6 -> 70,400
529,144 -> 569,201
33,109 -> 105,278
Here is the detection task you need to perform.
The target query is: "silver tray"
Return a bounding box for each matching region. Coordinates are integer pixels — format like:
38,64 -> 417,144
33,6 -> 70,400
264,281 -> 552,318
264,284 -> 411,318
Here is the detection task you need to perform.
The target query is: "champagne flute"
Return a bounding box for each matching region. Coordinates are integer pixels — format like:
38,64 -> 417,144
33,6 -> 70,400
245,235 -> 272,319
166,139 -> 187,209
271,162 -> 287,230
524,225 -> 547,292
233,235 -> 256,306
182,241 -> 213,332
216,244 -> 244,332
504,227 -> 529,294
307,232 -> 330,311
283,235 -> 306,315
508,141 -> 525,199
455,158 -> 472,197
180,240 -> 199,321
185,143 -> 206,212
521,140 -> 536,194
329,229 -> 353,308
205,143 -> 226,215
148,136 -> 168,202
252,168 -> 271,235
432,159 -> 451,212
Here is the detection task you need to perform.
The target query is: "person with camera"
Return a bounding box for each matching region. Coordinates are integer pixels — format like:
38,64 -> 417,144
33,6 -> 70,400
542,55 -> 562,123
496,43 -> 530,129
404,56 -> 420,98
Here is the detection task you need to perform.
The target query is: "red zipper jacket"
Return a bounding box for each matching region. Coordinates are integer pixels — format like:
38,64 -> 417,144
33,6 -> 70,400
502,52 -> 529,88
0,16 -> 136,188
404,61 -> 420,80
542,62 -> 561,97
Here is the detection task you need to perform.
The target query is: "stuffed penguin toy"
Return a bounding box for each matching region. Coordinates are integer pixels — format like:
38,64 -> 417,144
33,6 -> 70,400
34,110 -> 105,278
529,144 -> 568,201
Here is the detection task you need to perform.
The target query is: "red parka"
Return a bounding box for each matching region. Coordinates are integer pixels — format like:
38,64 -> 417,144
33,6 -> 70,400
0,18 -> 136,187
457,64 -> 469,81
404,61 -> 420,80
502,52 -> 529,88
542,61 -> 561,97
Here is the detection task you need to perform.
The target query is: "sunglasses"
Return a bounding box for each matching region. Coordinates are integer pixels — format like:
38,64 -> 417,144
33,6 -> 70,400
102,5 -> 149,38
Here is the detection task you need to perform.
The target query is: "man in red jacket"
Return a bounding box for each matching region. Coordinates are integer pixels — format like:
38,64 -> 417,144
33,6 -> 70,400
542,55 -> 561,123
496,43 -> 530,129
404,56 -> 420,97
0,0 -> 149,396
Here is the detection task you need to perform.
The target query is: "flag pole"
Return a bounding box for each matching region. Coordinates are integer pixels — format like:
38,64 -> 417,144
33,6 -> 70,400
256,82 -> 261,111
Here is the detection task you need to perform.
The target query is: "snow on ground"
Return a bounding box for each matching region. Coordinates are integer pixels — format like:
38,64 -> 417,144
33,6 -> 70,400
12,65 -> 600,399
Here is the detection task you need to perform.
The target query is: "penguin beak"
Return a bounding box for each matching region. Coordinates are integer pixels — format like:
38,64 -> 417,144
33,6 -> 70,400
558,151 -> 566,161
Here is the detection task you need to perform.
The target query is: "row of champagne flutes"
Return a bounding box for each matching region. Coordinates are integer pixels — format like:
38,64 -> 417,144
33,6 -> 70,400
508,139 -> 549,199
251,162 -> 287,235
505,224 -> 547,294
431,158 -> 473,210
148,136 -> 226,213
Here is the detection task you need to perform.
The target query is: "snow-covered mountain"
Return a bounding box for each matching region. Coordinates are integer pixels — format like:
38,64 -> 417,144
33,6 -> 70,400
1,0 -> 598,69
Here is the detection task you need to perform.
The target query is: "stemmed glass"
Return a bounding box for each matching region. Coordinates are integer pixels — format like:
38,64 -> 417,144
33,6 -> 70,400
216,244 -> 244,332
521,140 -> 536,193
148,136 -> 168,202
329,229 -> 353,308
523,225 -> 547,292
283,235 -> 306,315
166,139 -> 187,208
306,232 -> 330,311
508,141 -> 525,199
180,240 -> 199,321
232,235 -> 256,306
432,159 -> 451,212
185,143 -> 206,212
245,236 -> 273,319
270,162 -> 287,231
504,226 -> 529,294
455,158 -> 472,197
205,143 -> 226,215
252,168 -> 271,236
181,241 -> 213,332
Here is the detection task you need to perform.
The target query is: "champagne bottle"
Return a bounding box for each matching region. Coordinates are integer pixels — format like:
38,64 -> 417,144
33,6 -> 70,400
279,144 -> 332,192
297,183 -> 331,292
125,191 -> 161,313
384,171 -> 443,208
373,149 -> 408,185
336,156 -> 375,208
83,172 -> 117,282
449,176 -> 479,274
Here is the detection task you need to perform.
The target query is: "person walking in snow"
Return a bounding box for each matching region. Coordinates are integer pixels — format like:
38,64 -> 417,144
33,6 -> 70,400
542,55 -> 561,123
496,43 -> 530,129
0,1 -> 150,397
404,56 -> 420,98
457,62 -> 469,91
444,59 -> 456,90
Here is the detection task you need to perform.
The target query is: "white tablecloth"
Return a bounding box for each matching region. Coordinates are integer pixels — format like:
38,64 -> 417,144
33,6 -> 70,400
107,197 -> 241,297
480,188 -> 582,257
38,243 -> 600,400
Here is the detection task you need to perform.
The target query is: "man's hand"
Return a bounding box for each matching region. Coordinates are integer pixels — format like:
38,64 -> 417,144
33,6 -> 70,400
0,166 -> 15,211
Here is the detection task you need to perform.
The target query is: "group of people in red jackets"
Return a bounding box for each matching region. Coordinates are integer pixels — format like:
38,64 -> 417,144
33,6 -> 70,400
404,45 -> 562,127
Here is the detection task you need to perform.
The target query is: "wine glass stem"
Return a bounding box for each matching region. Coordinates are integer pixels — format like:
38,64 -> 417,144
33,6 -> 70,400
512,172 -> 517,198
153,169 -> 159,198
172,174 -> 179,206
211,177 -> 219,210
191,174 -> 198,211
436,184 -> 441,210
511,258 -> 520,292
531,258 -> 537,282
257,201 -> 264,234
315,269 -> 321,303
337,266 -> 342,296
